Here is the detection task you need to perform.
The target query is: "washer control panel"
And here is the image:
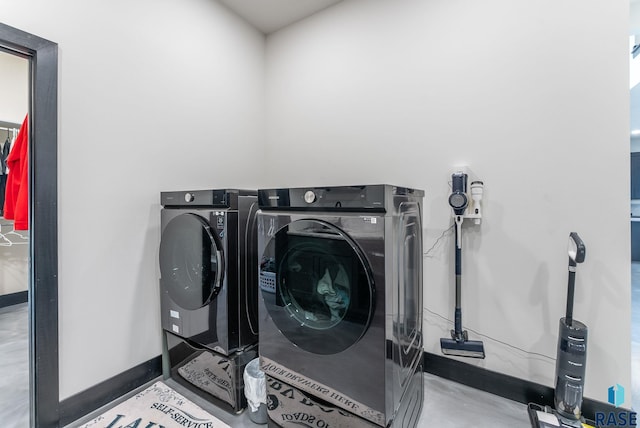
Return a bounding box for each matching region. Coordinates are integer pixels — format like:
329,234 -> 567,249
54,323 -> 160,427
214,211 -> 226,239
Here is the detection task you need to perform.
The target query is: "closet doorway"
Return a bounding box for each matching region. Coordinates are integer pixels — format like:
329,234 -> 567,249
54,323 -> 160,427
0,23 -> 58,428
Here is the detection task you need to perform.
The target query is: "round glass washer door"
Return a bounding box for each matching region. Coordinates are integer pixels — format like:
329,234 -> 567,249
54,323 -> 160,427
160,213 -> 224,310
260,219 -> 375,355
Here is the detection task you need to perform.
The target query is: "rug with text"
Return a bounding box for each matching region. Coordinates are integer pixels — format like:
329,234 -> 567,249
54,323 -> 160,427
78,381 -> 230,428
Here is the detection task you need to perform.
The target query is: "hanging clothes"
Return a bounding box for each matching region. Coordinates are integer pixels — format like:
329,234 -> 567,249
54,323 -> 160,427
3,135 -> 11,173
0,175 -> 5,217
0,137 -> 8,174
4,114 -> 29,230
0,135 -> 10,216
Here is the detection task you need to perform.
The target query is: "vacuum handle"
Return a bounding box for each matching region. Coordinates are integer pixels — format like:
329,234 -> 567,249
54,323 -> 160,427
455,215 -> 463,250
565,270 -> 576,326
568,232 -> 586,265
454,220 -> 463,335
565,232 -> 585,326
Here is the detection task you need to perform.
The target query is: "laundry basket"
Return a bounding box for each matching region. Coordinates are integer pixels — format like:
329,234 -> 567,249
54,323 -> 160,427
259,271 -> 276,293
243,358 -> 267,424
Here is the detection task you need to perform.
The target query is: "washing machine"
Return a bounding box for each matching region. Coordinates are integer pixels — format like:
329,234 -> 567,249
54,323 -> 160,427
159,189 -> 259,412
256,185 -> 425,428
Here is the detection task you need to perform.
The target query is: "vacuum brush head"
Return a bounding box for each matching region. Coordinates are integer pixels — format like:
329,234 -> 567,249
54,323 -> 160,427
440,338 -> 486,359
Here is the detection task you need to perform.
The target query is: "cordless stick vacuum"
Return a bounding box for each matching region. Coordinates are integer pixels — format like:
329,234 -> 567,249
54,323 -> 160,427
440,172 -> 486,359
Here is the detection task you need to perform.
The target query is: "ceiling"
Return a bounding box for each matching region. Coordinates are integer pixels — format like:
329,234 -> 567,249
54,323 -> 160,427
218,0 -> 344,34
221,0 -> 638,135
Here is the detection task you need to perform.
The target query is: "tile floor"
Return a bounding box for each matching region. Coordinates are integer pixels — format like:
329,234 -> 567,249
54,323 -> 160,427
1,301 -> 532,428
0,216 -> 29,296
65,373 -> 530,428
1,260 -> 639,427
0,302 -> 29,427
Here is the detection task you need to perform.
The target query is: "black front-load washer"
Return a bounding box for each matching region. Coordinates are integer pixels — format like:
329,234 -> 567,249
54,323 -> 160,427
256,184 -> 425,427
159,188 -> 259,413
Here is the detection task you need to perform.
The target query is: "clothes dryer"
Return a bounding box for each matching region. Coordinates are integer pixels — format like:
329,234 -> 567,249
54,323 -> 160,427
159,189 -> 259,412
256,185 -> 424,428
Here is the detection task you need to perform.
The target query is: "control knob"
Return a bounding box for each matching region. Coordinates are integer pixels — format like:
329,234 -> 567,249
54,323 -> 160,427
304,191 -> 316,204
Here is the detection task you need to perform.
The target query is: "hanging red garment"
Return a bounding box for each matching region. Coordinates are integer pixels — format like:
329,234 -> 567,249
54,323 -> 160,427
4,114 -> 29,230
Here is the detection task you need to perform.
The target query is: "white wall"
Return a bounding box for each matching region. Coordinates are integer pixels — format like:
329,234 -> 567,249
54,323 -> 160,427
0,51 -> 28,124
3,0 -> 265,399
265,0 -> 631,404
1,0 -> 632,409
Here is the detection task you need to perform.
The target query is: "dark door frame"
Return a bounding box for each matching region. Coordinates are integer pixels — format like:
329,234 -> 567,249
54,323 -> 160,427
0,22 -> 59,427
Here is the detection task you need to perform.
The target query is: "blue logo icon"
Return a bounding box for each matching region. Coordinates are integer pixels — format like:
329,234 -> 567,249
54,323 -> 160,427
608,384 -> 625,407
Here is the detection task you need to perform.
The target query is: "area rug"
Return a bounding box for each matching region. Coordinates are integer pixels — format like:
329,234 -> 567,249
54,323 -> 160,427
79,381 -> 230,428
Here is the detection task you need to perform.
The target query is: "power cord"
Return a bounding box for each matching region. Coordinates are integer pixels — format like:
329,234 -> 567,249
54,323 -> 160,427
423,224 -> 454,258
423,177 -> 457,258
424,307 -> 555,362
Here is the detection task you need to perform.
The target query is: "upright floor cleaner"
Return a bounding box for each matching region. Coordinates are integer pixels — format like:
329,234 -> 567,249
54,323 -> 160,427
440,172 -> 486,359
528,232 -> 589,428
555,232 -> 588,425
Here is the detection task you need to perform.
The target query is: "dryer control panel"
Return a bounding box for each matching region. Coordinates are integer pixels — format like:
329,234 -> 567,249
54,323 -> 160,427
161,189 -> 256,209
258,185 -> 424,211
258,185 -> 397,211
161,190 -> 229,207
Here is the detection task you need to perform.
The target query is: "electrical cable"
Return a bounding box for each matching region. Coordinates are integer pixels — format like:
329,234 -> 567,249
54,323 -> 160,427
423,224 -> 454,258
425,177 -> 552,362
423,178 -> 456,258
424,307 -> 556,362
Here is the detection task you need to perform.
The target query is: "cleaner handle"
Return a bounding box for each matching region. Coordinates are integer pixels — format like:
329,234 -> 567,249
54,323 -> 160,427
565,262 -> 576,326
564,232 -> 585,328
